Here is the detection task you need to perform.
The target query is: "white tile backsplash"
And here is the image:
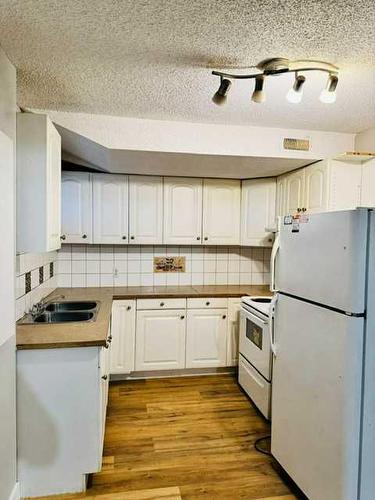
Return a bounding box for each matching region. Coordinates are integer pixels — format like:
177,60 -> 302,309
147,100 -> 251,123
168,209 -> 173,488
56,245 -> 271,288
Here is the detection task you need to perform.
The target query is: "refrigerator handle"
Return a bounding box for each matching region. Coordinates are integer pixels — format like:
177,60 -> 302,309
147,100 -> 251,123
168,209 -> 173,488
269,293 -> 278,356
270,233 -> 280,292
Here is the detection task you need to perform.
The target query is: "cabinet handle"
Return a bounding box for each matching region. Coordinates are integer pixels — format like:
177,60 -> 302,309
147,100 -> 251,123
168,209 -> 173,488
206,301 -> 210,306
180,315 -> 185,320
60,234 -> 66,241
127,305 -> 131,310
196,236 -> 201,240
122,236 -> 127,240
108,335 -> 112,342
160,302 -> 165,307
131,236 -> 135,240
102,375 -> 108,380
82,234 -> 87,239
105,342 -> 110,349
204,237 -> 208,241
222,315 -> 227,319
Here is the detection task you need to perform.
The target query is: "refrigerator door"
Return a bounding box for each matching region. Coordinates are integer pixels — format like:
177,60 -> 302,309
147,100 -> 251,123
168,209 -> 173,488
276,209 -> 368,313
271,294 -> 364,500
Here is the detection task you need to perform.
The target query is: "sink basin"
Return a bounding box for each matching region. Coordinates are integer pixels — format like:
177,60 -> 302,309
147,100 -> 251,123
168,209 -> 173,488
33,311 -> 95,323
45,301 -> 97,312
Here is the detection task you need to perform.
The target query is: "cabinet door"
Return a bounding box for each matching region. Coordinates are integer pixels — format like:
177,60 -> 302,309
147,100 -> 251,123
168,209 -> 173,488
241,178 -> 276,247
93,174 -> 128,244
304,161 -> 329,214
61,172 -> 92,243
360,159 -> 375,207
129,176 -> 163,244
202,179 -> 241,245
227,299 -> 241,366
135,309 -> 186,371
284,169 -> 305,214
328,160 -> 362,211
110,300 -> 136,374
276,176 -> 287,218
164,177 -> 203,245
46,120 -> 61,251
186,309 -> 228,368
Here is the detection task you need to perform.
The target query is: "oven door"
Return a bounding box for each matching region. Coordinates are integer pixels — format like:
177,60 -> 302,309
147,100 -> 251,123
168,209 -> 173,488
239,306 -> 272,381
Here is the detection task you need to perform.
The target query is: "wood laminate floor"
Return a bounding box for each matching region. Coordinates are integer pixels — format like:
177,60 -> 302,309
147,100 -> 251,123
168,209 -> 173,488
31,374 -> 297,500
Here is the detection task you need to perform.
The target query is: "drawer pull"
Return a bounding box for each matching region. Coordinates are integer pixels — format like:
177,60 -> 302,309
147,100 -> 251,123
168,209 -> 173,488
82,234 -> 87,239
102,375 -> 108,381
122,235 -> 127,240
160,302 -> 165,307
206,301 -> 210,306
127,305 -> 131,310
131,236 -> 135,240
180,315 -> 185,320
204,236 -> 208,241
222,314 -> 227,319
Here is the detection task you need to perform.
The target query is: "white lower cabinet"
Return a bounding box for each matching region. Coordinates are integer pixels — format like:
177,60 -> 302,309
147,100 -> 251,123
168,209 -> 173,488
227,299 -> 241,366
186,308 -> 228,368
135,309 -> 186,371
110,300 -> 136,374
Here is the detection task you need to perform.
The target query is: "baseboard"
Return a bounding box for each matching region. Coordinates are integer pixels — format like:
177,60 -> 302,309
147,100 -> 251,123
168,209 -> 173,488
111,366 -> 236,381
8,482 -> 20,500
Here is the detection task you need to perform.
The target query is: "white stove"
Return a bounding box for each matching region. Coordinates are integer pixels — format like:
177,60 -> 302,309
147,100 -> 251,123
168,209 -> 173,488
238,294 -> 275,419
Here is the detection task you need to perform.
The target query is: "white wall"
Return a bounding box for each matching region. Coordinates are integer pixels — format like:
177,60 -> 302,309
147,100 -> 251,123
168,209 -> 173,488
0,47 -> 18,500
355,127 -> 375,152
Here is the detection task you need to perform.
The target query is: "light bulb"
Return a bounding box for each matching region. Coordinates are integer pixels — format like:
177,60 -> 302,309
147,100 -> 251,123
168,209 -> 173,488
286,75 -> 305,104
251,75 -> 266,103
319,74 -> 338,104
212,78 -> 231,106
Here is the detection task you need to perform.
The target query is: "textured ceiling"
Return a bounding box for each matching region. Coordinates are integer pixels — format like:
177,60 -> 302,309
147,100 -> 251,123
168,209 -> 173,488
1,0 -> 375,132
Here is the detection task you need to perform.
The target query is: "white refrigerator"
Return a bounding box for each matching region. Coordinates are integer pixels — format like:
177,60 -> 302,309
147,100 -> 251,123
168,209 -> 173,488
270,209 -> 375,500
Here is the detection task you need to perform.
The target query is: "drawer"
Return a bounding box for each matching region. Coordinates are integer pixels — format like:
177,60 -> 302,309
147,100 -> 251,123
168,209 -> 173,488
136,298 -> 186,310
238,354 -> 271,419
187,297 -> 228,309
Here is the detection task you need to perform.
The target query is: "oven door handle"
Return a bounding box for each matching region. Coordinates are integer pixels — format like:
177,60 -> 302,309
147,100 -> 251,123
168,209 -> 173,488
269,293 -> 279,357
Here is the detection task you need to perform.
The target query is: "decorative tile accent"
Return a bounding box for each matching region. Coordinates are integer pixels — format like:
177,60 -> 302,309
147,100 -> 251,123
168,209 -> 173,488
154,256 -> 186,273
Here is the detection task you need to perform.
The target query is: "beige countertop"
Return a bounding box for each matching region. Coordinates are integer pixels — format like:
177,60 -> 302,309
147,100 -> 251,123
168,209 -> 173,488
16,284 -> 271,350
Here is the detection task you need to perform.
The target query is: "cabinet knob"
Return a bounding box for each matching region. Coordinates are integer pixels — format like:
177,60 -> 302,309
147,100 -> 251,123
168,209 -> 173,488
60,234 -> 66,241
102,375 -> 108,380
204,237 -> 208,241
108,335 -> 112,342
131,236 -> 135,240
82,234 -> 87,239
222,314 -> 227,319
127,305 -> 131,310
206,301 -> 210,306
196,236 -> 201,240
180,315 -> 185,320
160,302 -> 165,307
122,235 -> 127,240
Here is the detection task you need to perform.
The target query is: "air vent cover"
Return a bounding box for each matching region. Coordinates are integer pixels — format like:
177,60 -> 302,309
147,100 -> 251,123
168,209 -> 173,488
283,138 -> 310,151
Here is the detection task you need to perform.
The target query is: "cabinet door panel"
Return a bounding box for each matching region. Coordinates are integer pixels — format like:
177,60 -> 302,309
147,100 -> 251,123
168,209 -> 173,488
93,174 -> 128,244
328,161 -> 362,211
276,176 -> 287,218
203,179 -> 240,245
186,309 -> 228,368
360,159 -> 375,207
110,300 -> 136,374
285,169 -> 305,215
135,309 -> 186,370
304,162 -> 328,214
164,177 -> 202,244
241,178 -> 276,247
61,172 -> 92,243
129,176 -> 163,244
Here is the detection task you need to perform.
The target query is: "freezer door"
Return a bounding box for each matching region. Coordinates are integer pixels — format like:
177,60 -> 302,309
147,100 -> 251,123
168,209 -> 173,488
276,209 -> 368,313
271,294 -> 364,500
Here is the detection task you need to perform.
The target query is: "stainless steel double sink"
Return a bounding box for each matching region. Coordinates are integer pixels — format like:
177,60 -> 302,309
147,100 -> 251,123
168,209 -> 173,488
20,301 -> 100,324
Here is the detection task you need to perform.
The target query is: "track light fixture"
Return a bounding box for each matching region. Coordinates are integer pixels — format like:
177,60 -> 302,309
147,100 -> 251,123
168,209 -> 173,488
212,77 -> 232,106
211,58 -> 339,106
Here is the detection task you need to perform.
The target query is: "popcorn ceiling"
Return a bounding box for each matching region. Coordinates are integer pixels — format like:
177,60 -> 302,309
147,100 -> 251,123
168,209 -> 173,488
0,0 -> 374,132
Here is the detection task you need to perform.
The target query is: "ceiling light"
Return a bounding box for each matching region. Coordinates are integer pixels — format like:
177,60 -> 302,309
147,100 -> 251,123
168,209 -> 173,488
286,75 -> 306,104
319,74 -> 338,104
251,76 -> 266,103
212,78 -> 231,105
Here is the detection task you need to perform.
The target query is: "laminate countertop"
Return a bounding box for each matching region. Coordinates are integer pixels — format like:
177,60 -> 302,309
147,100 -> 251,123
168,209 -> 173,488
16,284 -> 271,350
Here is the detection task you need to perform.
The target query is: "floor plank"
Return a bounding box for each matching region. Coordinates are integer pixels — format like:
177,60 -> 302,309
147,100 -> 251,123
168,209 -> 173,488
32,374 -> 298,500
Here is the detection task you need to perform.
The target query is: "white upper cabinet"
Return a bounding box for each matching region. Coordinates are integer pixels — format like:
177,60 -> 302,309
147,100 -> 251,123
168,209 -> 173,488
202,179 -> 241,245
129,176 -> 163,244
93,174 -> 129,244
284,168 -> 305,214
17,113 -> 61,253
110,300 -> 136,375
328,160 -> 362,211
164,177 -> 203,245
360,159 -> 375,207
241,178 -> 276,247
61,171 -> 92,243
186,308 -> 228,368
304,161 -> 329,213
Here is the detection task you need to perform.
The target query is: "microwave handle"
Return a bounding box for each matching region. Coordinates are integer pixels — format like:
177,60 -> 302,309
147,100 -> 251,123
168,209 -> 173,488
269,293 -> 278,356
270,233 -> 280,292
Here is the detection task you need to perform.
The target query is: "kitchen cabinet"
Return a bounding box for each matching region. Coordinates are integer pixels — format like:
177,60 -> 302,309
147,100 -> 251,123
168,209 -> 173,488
129,175 -> 163,244
135,308 -> 186,370
110,300 -> 136,375
327,160 -> 362,211
61,171 -> 92,243
16,113 -> 61,253
164,177 -> 203,244
186,308 -> 228,368
284,168 -> 305,215
304,162 -> 329,213
241,178 -> 276,247
202,179 -> 241,245
227,298 -> 241,366
360,159 -> 375,207
93,174 -> 129,244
